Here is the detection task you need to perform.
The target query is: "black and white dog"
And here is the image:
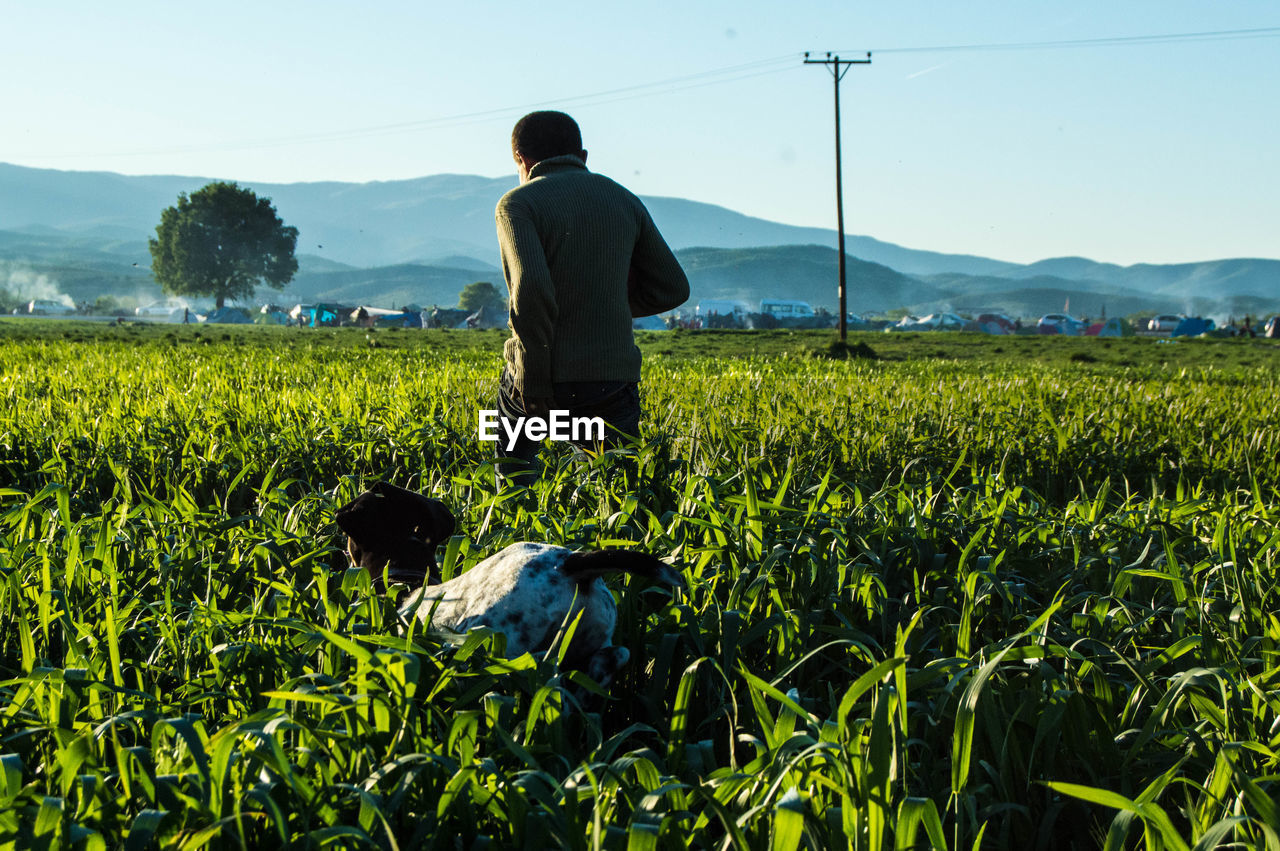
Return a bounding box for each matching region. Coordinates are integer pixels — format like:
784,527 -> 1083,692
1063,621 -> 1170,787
334,482 -> 682,684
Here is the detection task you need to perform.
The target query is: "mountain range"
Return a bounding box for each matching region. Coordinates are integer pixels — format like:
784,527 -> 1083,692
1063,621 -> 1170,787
1,162 -> 1275,318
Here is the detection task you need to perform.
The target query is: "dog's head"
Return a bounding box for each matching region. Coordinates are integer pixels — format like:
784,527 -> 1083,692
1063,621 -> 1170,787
335,481 -> 455,588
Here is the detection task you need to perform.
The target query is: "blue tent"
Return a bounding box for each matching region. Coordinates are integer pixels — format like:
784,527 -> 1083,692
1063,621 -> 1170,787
205,306 -> 251,324
1172,317 -> 1214,337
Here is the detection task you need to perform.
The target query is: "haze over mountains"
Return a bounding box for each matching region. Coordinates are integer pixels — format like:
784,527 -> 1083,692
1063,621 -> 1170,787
1,162 -> 1275,318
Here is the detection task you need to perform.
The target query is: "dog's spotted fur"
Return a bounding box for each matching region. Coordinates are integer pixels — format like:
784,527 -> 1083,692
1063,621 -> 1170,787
335,484 -> 682,686
400,543 -> 682,683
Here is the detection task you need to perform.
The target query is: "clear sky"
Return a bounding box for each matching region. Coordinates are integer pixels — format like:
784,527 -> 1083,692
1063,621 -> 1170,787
2,1 -> 1277,266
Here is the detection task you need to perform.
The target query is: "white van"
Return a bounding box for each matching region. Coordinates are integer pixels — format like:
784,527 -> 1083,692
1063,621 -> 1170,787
759,299 -> 815,318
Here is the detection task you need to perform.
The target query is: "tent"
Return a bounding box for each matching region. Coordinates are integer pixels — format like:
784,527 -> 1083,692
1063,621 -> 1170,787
1172,317 -> 1215,337
976,313 -> 1017,335
256,306 -> 291,325
205,306 -> 251,324
1095,317 -> 1135,338
309,304 -> 347,327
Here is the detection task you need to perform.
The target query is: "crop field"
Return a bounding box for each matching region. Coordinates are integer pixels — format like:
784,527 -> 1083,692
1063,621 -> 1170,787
1,322 -> 1279,849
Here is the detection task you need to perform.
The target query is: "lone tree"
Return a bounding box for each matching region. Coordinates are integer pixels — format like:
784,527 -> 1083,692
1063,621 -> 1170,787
149,181 -> 298,310
458,281 -> 506,313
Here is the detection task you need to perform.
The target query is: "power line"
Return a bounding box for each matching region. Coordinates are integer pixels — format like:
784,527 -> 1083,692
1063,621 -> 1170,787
12,24 -> 1279,161
12,56 -> 801,160
848,25 -> 1280,55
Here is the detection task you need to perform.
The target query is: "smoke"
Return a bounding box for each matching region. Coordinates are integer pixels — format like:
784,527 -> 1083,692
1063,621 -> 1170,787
2,261 -> 73,307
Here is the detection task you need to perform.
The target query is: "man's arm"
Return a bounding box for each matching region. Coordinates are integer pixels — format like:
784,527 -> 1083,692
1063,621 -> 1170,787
496,202 -> 557,399
627,208 -> 690,318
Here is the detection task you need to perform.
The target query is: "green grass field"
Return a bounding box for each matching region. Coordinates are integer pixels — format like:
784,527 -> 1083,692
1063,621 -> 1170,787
1,321 -> 1278,849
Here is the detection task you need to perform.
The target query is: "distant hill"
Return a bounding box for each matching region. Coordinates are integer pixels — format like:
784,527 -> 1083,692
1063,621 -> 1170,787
0,162 -> 1275,318
1004,255 -> 1280,300
0,161 -> 1020,275
676,245 -> 935,313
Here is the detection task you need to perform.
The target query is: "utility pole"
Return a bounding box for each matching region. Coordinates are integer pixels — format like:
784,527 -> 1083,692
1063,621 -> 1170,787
804,51 -> 871,342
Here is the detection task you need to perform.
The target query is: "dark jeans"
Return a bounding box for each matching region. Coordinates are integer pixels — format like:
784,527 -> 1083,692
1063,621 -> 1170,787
495,369 -> 641,477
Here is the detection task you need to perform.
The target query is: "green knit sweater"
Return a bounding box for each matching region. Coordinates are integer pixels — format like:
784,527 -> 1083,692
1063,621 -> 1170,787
495,155 -> 690,399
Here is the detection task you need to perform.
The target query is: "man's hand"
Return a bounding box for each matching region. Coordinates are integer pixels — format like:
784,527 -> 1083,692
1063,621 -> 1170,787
522,394 -> 552,419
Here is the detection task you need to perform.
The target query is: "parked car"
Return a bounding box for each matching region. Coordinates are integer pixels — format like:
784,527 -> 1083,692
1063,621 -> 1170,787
887,312 -> 968,332
1147,314 -> 1184,333
26,299 -> 76,315
135,301 -> 187,318
1037,313 -> 1086,335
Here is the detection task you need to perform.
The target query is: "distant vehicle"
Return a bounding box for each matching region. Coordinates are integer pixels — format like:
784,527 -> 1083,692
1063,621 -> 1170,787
696,300 -> 748,328
1037,313 -> 1086,335
135,301 -> 187,318
922,312 -> 967,331
759,299 -> 814,319
889,312 -> 966,332
26,299 -> 76,315
1147,314 -> 1184,333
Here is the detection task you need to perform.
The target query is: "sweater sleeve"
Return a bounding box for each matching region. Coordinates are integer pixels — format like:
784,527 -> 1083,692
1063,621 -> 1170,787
496,202 -> 557,399
627,206 -> 690,318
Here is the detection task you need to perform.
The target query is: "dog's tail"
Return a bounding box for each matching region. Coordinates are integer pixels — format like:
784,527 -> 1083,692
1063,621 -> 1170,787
559,550 -> 684,590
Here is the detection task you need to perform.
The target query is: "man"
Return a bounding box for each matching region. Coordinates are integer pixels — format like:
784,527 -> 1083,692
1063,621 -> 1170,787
493,110 -> 689,474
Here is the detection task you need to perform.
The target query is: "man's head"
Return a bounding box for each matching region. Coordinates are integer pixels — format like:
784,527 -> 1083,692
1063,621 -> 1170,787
511,111 -> 586,183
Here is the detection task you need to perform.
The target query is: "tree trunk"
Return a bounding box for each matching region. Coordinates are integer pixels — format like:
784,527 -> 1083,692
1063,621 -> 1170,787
216,294 -> 225,310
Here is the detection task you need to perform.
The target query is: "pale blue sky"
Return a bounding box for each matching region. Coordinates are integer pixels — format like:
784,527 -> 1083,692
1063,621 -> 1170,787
2,1 -> 1277,265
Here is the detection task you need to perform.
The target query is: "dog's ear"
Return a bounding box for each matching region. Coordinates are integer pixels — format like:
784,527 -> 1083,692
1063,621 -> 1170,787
411,496 -> 455,546
372,480 -> 403,498
336,490 -> 384,544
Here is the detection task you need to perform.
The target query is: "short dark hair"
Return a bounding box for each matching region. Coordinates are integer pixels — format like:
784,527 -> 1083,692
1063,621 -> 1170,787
511,111 -> 582,164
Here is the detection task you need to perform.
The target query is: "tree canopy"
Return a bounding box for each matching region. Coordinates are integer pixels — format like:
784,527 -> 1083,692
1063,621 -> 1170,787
458,281 -> 506,313
149,182 -> 298,309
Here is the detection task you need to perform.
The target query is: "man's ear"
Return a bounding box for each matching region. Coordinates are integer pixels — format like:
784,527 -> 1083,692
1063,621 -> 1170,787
578,148 -> 588,165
